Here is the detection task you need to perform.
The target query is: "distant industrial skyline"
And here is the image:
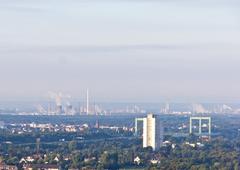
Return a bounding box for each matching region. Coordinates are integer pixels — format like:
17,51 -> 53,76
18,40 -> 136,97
0,0 -> 240,102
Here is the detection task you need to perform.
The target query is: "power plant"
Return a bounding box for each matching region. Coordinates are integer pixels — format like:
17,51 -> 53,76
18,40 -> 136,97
34,90 -> 105,115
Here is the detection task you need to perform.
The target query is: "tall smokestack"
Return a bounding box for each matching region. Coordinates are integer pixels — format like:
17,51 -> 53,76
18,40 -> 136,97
87,88 -> 89,115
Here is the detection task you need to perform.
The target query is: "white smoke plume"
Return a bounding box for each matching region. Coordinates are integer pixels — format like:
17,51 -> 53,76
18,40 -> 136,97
48,91 -> 72,106
48,91 -> 63,106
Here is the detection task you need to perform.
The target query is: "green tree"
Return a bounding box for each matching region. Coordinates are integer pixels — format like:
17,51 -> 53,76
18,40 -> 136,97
68,140 -> 77,151
100,151 -> 119,170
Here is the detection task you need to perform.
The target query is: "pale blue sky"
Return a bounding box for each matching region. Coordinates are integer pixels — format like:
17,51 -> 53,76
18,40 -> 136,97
0,0 -> 240,102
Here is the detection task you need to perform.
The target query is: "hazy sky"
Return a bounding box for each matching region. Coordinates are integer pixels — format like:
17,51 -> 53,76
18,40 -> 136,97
0,0 -> 240,102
